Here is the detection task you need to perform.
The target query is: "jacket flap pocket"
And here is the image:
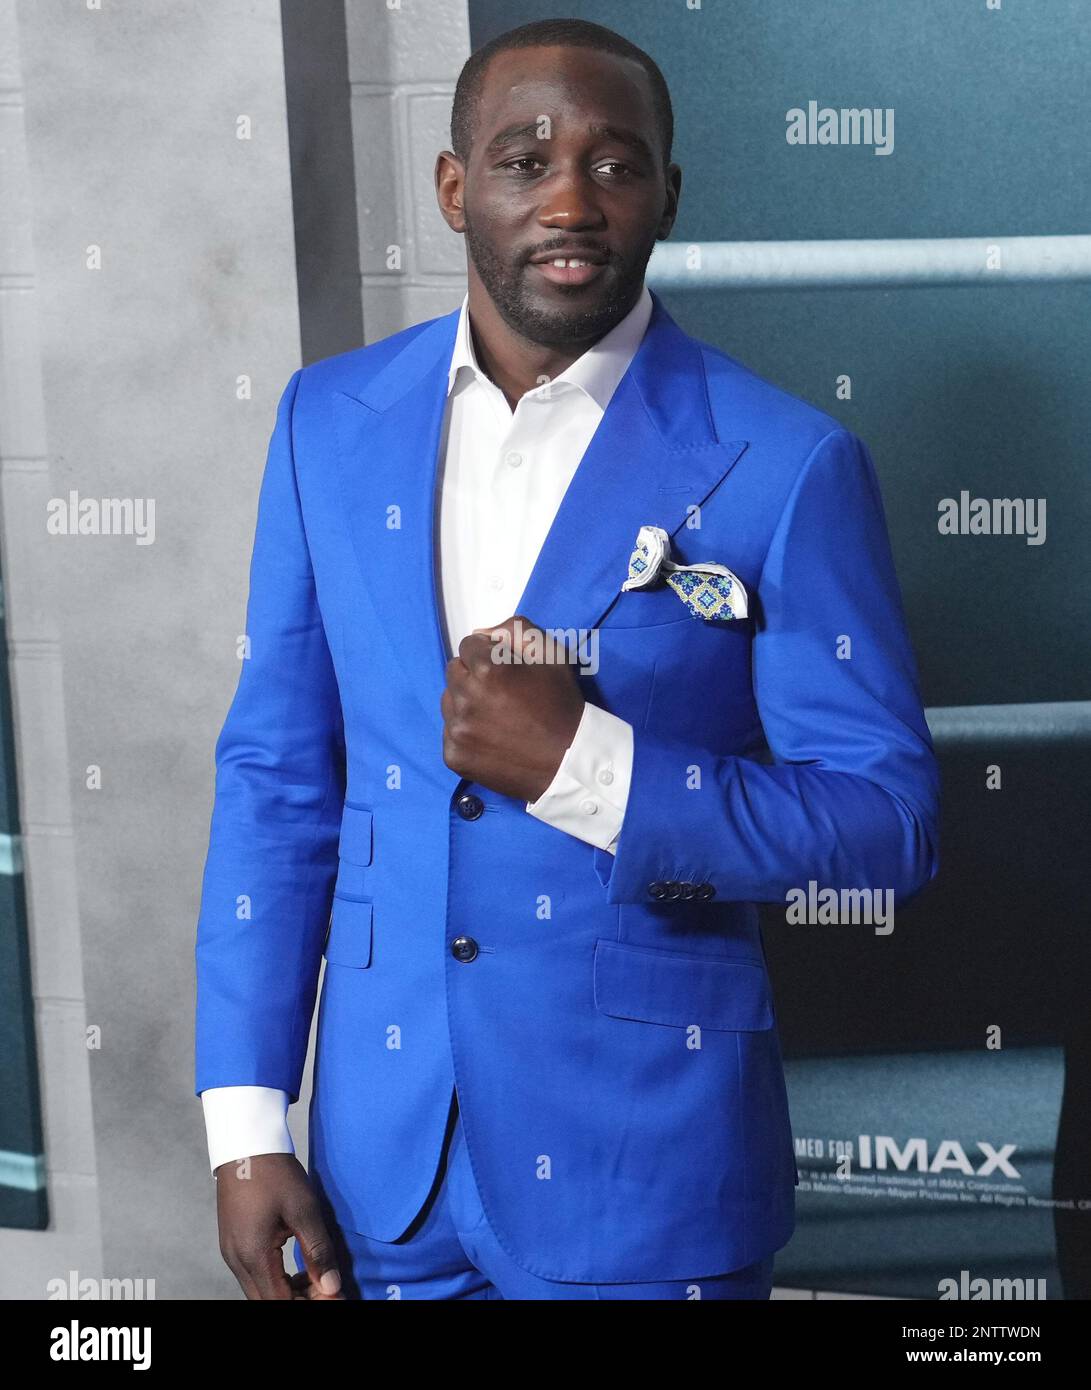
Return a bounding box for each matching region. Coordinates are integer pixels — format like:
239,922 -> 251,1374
593,939 -> 772,1031
324,896 -> 373,968
338,804 -> 373,866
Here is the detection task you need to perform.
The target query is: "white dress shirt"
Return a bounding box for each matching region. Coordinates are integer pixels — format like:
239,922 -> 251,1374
201,286 -> 652,1173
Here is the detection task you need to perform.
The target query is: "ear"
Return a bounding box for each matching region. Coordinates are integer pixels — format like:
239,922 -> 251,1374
657,163 -> 682,240
435,150 -> 467,233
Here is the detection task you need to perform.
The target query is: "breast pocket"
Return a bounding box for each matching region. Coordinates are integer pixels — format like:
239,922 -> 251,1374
601,585 -> 702,629
592,939 -> 773,1031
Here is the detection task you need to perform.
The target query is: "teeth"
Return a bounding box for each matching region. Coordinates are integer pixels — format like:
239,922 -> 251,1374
550,258 -> 591,268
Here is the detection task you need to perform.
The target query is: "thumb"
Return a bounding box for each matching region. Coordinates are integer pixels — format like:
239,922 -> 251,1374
292,1207 -> 342,1298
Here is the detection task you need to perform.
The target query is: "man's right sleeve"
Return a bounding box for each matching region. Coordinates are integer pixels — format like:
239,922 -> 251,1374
194,368 -> 346,1105
200,1086 -> 292,1175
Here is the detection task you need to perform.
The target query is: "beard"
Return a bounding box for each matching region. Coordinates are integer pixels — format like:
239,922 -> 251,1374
463,208 -> 656,347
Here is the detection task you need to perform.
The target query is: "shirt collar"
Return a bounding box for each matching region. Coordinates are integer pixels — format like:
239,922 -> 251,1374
446,282 -> 654,413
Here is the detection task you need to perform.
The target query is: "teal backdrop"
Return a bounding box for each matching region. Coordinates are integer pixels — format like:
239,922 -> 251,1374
469,0 -> 1091,1299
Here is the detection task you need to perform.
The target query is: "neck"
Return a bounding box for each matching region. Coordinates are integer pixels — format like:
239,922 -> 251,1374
465,274 -> 639,411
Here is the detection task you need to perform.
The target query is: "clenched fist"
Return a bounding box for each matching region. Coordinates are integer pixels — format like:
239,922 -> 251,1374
441,615 -> 587,802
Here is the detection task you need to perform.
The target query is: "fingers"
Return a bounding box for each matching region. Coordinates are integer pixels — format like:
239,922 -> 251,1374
223,1238 -> 294,1301
253,1245 -> 297,1300
288,1269 -> 342,1300
459,615 -> 541,673
293,1206 -> 343,1300
236,1248 -> 344,1301
457,629 -> 501,673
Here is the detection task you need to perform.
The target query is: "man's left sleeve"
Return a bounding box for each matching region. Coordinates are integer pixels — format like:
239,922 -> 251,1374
598,427 -> 940,907
526,701 -> 634,853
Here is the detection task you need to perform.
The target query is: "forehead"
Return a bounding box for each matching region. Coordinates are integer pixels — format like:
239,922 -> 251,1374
477,44 -> 657,137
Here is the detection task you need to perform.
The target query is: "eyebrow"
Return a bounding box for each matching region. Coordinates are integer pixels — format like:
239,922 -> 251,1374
587,124 -> 655,163
484,120 -> 654,163
484,122 -> 544,154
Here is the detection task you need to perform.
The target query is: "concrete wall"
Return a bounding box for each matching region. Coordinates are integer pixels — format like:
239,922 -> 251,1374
1,0 -> 302,1298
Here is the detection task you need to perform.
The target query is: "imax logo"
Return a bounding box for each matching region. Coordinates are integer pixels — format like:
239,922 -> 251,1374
858,1135 -> 1019,1178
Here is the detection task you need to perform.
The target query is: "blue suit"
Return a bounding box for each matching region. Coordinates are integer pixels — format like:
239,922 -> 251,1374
195,289 -> 939,1283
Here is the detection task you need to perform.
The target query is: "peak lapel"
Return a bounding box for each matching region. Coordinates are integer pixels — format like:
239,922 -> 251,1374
331,309 -> 459,745
514,292 -> 750,636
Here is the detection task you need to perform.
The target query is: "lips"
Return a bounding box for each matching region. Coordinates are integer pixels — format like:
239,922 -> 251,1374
528,253 -> 609,288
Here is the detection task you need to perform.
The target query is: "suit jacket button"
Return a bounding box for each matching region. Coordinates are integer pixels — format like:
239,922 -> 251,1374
451,935 -> 479,963
696,882 -> 716,900
648,881 -> 668,900
455,793 -> 484,821
679,881 -> 697,900
662,880 -> 683,901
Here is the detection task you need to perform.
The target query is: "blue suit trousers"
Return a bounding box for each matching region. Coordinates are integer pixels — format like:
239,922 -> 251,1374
295,1094 -> 775,1301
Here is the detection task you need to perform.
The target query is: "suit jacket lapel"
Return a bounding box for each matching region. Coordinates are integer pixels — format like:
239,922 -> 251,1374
330,290 -> 750,744
514,292 -> 749,637
332,312 -> 459,747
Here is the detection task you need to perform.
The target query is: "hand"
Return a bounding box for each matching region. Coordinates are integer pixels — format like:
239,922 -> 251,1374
287,1270 -> 342,1300
441,614 -> 586,802
215,1152 -> 344,1301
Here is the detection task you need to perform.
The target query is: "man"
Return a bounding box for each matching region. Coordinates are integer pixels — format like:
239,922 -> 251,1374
195,18 -> 939,1301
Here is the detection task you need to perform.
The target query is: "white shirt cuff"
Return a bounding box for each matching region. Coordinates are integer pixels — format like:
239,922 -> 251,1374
525,702 -> 634,853
200,1085 -> 293,1175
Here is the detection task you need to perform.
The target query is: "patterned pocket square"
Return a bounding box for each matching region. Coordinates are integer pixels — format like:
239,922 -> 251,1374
622,524 -> 748,621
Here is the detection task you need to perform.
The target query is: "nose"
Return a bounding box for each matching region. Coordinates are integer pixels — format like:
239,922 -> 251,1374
537,166 -> 607,234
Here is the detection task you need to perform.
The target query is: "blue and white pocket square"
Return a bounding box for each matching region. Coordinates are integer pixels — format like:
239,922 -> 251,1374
622,524 -> 748,621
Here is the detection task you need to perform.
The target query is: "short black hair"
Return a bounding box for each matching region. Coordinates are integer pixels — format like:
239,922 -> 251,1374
450,18 -> 674,167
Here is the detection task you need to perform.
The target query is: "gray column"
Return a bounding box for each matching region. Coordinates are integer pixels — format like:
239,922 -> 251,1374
346,0 -> 470,341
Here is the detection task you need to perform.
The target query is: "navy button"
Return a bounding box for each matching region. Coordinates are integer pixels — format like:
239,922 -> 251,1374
696,882 -> 716,900
455,793 -> 484,821
451,935 -> 479,963
662,881 -> 683,901
648,881 -> 668,900
679,881 -> 696,900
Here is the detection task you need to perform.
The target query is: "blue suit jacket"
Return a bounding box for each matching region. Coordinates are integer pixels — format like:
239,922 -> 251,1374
195,289 -> 940,1283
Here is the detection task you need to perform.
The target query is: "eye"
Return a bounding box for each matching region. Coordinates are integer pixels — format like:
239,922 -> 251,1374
505,157 -> 545,175
596,162 -> 634,178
